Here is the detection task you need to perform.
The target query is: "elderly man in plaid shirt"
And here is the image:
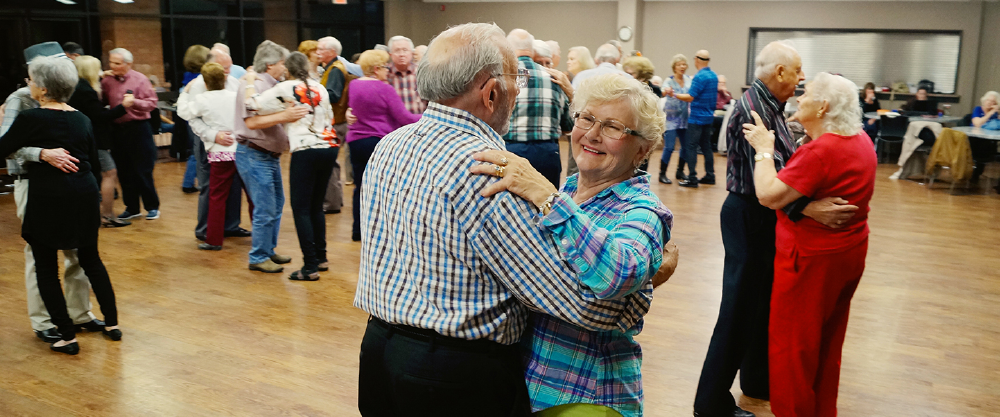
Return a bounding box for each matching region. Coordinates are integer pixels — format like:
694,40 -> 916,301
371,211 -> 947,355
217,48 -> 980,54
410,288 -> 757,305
502,29 -> 574,188
386,35 -> 427,114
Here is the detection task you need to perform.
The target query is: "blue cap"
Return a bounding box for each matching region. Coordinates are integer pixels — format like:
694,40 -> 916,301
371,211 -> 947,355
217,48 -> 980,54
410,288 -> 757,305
24,42 -> 69,63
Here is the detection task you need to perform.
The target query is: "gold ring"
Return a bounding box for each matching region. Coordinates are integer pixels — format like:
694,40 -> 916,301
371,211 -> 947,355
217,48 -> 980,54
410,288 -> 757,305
495,164 -> 505,177
499,157 -> 509,166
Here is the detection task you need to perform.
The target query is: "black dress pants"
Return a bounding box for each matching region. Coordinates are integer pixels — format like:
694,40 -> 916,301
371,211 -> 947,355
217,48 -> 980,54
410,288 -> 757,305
694,193 -> 774,415
358,317 -> 531,417
349,137 -> 381,239
289,147 -> 337,272
33,243 -> 117,342
111,120 -> 159,213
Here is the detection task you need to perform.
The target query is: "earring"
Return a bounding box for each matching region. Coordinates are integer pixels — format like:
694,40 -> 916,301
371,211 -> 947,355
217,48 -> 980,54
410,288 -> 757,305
817,111 -> 823,118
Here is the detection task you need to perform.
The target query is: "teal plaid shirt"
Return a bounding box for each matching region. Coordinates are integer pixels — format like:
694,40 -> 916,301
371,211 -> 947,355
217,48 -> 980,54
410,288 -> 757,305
525,173 -> 673,416
503,56 -> 574,143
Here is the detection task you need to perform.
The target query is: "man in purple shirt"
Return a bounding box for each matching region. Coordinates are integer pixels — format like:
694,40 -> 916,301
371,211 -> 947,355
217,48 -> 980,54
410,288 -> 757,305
233,41 -> 309,273
101,48 -> 161,220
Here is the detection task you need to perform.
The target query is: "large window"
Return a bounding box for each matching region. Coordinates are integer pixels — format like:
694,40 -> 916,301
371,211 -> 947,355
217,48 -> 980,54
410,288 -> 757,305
748,29 -> 962,94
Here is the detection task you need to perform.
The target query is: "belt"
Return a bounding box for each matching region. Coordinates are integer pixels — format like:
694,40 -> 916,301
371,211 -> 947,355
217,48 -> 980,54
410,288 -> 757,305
246,142 -> 281,158
14,173 -> 29,180
369,316 -> 515,353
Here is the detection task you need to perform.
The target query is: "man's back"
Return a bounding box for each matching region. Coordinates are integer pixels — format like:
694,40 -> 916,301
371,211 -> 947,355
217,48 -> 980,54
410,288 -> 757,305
503,57 -> 572,143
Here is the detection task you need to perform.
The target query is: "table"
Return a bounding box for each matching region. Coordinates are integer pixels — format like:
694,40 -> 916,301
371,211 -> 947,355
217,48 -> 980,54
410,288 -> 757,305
952,126 -> 1000,141
864,112 -> 964,125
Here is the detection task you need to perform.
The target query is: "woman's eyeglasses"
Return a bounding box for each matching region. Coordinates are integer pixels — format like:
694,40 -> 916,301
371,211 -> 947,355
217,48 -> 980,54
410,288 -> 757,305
573,112 -> 642,140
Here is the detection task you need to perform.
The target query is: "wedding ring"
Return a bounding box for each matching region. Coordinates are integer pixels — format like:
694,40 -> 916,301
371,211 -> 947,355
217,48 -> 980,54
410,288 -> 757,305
499,157 -> 509,166
495,164 -> 505,177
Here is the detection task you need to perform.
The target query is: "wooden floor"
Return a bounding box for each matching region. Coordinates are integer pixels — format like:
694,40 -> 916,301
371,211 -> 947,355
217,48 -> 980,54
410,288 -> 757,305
1,144 -> 999,416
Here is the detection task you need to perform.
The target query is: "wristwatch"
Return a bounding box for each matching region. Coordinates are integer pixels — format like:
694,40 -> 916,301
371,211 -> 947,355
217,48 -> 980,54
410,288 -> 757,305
754,152 -> 773,162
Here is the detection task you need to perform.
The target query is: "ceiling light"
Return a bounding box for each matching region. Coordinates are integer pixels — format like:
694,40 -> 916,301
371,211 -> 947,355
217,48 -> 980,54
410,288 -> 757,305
56,0 -> 77,4
114,0 -> 134,3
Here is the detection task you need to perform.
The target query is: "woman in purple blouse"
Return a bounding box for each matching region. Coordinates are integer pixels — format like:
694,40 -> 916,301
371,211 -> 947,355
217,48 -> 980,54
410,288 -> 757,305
346,50 -> 421,241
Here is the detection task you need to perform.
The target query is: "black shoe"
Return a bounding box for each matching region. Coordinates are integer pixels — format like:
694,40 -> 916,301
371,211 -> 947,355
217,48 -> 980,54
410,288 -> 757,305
198,243 -> 222,251
76,319 -> 106,332
678,178 -> 699,188
35,328 -> 62,343
50,341 -> 80,355
224,227 -> 252,238
195,234 -> 207,242
658,173 -> 673,184
352,232 -> 362,242
182,186 -> 198,194
676,170 -> 686,180
699,176 -> 716,185
693,408 -> 755,417
102,328 -> 122,341
324,208 -> 341,214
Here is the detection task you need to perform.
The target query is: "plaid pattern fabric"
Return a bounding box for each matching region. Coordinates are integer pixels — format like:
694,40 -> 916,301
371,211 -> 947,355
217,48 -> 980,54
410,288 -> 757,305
726,78 -> 798,196
503,57 -> 574,143
3,87 -> 41,175
354,102 -> 644,346
526,174 -> 673,416
387,63 -> 426,114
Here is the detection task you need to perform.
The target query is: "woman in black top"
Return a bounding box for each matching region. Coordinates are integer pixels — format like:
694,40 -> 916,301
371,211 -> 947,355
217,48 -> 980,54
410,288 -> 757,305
861,82 -> 881,139
68,55 -> 131,227
0,56 -> 121,355
903,87 -> 938,114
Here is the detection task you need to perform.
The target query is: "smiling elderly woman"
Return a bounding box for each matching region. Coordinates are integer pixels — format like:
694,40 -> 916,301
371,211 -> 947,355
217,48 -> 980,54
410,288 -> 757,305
471,73 -> 675,417
742,72 -> 876,417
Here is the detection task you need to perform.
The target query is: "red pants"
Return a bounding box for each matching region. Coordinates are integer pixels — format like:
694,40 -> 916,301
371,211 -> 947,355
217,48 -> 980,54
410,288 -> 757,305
206,161 -> 253,246
769,238 -> 868,417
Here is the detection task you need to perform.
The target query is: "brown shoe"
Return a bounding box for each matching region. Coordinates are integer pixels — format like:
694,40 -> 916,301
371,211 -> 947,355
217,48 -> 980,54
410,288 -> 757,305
738,394 -> 773,417
270,254 -> 292,264
249,259 -> 284,273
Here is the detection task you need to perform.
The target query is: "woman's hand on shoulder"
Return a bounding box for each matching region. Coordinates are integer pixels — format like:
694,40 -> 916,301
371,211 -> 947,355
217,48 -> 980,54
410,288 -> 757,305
469,149 -> 557,208
742,110 -> 775,152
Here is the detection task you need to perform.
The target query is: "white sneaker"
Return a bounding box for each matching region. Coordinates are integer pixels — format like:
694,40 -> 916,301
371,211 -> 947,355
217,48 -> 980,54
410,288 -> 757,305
146,210 -> 160,220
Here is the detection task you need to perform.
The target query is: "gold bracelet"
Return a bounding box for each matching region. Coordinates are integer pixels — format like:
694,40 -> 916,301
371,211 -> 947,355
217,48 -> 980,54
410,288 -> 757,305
539,192 -> 560,216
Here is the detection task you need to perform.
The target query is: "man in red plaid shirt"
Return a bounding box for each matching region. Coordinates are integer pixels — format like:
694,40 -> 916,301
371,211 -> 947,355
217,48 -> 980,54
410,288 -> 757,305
386,35 -> 427,114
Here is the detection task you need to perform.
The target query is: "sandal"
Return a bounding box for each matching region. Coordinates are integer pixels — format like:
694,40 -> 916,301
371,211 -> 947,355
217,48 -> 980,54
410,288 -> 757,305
102,216 -> 131,228
317,262 -> 329,271
288,270 -> 320,281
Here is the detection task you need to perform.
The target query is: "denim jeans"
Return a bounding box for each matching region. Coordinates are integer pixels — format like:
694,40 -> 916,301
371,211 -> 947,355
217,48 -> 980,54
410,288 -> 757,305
660,128 -> 686,173
684,122 -> 715,180
290,147 -> 338,272
234,143 -> 284,265
349,137 -> 381,239
182,155 -> 197,188
505,140 -> 561,188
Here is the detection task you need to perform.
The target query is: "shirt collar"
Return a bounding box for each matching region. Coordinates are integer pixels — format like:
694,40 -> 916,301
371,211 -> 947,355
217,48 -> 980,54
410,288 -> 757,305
392,63 -> 416,77
258,72 -> 279,87
423,102 -> 505,150
562,173 -> 649,201
751,78 -> 785,115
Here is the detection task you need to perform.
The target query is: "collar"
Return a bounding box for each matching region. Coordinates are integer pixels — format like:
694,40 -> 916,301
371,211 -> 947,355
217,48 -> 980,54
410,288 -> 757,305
751,78 -> 785,115
563,172 -> 649,201
322,57 -> 339,69
392,63 -> 416,76
423,102 -> 505,150
258,72 -> 279,87
112,70 -> 132,83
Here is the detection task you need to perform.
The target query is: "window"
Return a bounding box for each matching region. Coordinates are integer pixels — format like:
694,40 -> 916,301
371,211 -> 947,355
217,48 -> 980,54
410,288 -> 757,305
748,29 -> 962,94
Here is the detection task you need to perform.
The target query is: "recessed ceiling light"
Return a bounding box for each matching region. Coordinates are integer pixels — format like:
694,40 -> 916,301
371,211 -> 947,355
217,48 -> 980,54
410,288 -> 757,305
114,0 -> 134,3
56,0 -> 77,4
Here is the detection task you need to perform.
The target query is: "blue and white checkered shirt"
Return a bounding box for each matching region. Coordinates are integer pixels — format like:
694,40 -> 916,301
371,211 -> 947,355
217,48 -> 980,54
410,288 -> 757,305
354,102 -> 642,345
2,87 -> 42,175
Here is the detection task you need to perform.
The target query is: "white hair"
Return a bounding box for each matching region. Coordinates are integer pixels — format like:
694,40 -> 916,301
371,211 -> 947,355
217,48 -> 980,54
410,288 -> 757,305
545,40 -> 561,58
28,56 -> 79,102
506,29 -> 534,52
573,73 -> 666,158
317,36 -> 343,55
109,47 -> 133,63
388,35 -> 414,51
532,40 -> 551,58
253,40 -> 289,73
981,90 -> 999,106
418,23 -> 509,102
810,72 -> 862,136
593,44 -> 620,64
650,75 -> 663,86
754,40 -> 799,80
212,43 -> 231,54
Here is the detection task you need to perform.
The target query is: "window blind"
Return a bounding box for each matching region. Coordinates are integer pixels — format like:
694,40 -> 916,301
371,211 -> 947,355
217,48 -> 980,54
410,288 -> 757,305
748,29 -> 961,94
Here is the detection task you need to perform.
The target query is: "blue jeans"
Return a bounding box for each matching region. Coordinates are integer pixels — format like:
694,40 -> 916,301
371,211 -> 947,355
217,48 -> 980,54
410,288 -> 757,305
182,155 -> 197,188
685,122 -> 715,180
505,140 -> 561,188
234,143 -> 284,264
660,128 -> 686,173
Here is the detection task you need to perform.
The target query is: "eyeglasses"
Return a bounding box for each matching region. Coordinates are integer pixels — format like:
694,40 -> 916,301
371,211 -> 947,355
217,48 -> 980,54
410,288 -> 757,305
573,111 -> 642,140
481,68 -> 530,90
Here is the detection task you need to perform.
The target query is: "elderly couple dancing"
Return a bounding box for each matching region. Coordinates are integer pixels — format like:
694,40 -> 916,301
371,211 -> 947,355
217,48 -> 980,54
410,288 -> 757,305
352,24 -> 875,417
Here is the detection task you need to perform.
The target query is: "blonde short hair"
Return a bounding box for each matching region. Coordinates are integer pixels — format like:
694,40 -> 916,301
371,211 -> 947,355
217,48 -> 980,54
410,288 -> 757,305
568,46 -> 596,71
810,72 -> 862,136
183,45 -> 210,73
201,62 -> 226,91
622,56 -> 654,82
298,40 -> 318,57
573,73 -> 666,161
670,54 -> 688,73
358,49 -> 390,77
75,55 -> 102,97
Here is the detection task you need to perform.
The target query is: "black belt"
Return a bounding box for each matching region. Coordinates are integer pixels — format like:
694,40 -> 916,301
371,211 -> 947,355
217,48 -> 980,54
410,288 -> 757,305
14,173 -> 28,180
369,316 -> 515,354
246,142 -> 281,158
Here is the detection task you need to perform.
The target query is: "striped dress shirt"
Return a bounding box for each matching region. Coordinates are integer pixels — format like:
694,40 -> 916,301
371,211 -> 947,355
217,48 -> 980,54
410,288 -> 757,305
354,102 -> 644,345
726,78 -> 798,195
525,174 -> 673,417
503,56 -> 574,143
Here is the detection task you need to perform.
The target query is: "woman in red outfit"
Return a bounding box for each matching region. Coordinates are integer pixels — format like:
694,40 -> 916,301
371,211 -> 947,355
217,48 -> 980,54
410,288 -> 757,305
741,72 -> 876,417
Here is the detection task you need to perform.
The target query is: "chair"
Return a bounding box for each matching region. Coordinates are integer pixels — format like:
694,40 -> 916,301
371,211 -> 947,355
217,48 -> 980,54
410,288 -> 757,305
926,128 -> 974,193
876,115 -> 908,163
